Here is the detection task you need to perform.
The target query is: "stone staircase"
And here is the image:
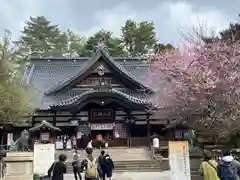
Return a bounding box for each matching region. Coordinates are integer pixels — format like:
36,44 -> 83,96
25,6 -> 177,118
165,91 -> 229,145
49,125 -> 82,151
56,147 -> 152,161
106,159 -> 168,172
56,147 -> 169,172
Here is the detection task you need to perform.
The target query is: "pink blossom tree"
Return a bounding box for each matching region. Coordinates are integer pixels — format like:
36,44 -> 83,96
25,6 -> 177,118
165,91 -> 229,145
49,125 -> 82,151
147,39 -> 240,137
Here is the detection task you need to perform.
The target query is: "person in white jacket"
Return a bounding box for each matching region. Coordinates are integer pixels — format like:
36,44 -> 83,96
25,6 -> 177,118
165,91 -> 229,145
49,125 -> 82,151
87,140 -> 93,149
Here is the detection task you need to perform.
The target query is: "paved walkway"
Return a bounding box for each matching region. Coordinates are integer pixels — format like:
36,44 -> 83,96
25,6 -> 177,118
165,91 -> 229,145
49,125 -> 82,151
65,171 -> 171,180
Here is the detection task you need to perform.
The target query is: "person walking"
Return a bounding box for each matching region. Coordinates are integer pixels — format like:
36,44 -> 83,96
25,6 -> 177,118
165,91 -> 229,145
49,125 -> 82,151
81,148 -> 100,180
102,154 -> 114,180
217,150 -> 240,180
98,150 -> 106,179
72,136 -> 77,150
48,154 -> 67,180
87,140 -> 93,149
72,150 -> 82,180
199,151 -> 220,180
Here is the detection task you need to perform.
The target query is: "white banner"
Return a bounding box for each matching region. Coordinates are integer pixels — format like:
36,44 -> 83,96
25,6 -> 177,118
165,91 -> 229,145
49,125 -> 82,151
34,143 -> 55,176
90,123 -> 114,130
168,141 -> 191,180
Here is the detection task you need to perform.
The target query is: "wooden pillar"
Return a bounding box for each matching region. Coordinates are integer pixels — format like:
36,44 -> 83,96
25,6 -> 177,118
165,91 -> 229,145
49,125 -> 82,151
146,112 -> 151,138
172,129 -> 175,140
112,107 -> 116,140
31,116 -> 36,149
126,111 -> 131,148
31,116 -> 35,127
53,111 -> 56,126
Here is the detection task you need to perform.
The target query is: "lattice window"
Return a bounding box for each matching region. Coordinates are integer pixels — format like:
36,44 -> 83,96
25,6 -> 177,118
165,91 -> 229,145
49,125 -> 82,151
115,123 -> 127,137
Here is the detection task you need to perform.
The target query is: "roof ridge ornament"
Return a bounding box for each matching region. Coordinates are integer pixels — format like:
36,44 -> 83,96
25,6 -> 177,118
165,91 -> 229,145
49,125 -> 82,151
97,64 -> 105,76
96,39 -> 109,53
97,39 -> 106,49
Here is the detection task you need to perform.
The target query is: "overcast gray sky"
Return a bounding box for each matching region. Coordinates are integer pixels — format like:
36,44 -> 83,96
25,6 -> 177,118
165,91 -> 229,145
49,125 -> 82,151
0,0 -> 239,45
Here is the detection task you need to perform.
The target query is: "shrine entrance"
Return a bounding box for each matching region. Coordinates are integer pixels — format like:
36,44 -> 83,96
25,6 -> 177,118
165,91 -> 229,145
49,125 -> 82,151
90,123 -> 114,140
89,108 -> 114,142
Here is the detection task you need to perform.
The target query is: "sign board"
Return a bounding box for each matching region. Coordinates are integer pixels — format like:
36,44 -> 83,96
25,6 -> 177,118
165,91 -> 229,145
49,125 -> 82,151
91,109 -> 113,120
40,133 -> 50,141
34,143 -> 55,176
168,141 -> 191,180
91,123 -> 114,130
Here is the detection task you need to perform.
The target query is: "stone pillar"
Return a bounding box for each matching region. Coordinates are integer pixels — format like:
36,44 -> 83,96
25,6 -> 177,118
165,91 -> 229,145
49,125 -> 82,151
3,152 -> 34,180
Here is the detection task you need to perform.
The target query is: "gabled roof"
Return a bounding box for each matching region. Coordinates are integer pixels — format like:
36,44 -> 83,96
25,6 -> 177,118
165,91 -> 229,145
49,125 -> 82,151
29,120 -> 61,131
24,45 -> 170,110
44,48 -> 153,95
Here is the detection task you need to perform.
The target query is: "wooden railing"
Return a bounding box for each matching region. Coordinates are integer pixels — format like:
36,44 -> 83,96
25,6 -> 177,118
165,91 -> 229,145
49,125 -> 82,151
129,137 -> 149,147
108,137 -> 151,147
108,138 -> 128,147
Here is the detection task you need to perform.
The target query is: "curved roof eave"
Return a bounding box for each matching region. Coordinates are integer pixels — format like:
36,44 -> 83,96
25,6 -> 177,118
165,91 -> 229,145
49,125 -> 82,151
49,88 -> 151,109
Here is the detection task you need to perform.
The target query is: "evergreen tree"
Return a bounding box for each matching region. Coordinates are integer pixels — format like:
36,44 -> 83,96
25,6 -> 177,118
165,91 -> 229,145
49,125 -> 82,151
84,29 -> 126,56
121,20 -> 157,56
16,16 -> 62,59
65,30 -> 86,57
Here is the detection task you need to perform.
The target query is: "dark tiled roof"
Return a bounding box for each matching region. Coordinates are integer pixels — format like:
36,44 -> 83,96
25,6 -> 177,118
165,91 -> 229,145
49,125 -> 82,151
29,120 -> 61,131
25,50 -> 158,110
44,49 -> 152,94
50,88 -> 150,108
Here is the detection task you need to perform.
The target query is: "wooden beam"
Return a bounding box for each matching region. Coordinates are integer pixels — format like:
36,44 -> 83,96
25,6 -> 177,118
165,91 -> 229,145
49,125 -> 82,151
33,114 -> 88,118
146,112 -> 151,137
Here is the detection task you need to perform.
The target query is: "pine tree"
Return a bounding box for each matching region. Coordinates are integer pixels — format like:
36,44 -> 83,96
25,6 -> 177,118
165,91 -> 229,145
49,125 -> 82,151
16,16 -> 62,60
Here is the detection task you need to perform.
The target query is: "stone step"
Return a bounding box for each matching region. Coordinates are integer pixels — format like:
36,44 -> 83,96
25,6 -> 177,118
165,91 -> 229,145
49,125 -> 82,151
56,147 -> 149,154
58,151 -> 150,156
66,159 -> 169,173
55,148 -> 152,161
62,156 -> 151,162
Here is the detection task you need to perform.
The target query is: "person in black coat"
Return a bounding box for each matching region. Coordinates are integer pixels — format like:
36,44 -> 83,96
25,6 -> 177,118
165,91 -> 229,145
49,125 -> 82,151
48,154 -> 67,180
97,150 -> 106,179
101,153 -> 114,180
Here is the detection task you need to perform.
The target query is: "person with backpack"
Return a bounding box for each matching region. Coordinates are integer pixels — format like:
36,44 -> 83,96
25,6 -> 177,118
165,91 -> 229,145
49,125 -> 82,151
72,150 -> 82,180
199,151 -> 220,180
48,154 -> 67,180
81,147 -> 100,180
217,150 -> 240,180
